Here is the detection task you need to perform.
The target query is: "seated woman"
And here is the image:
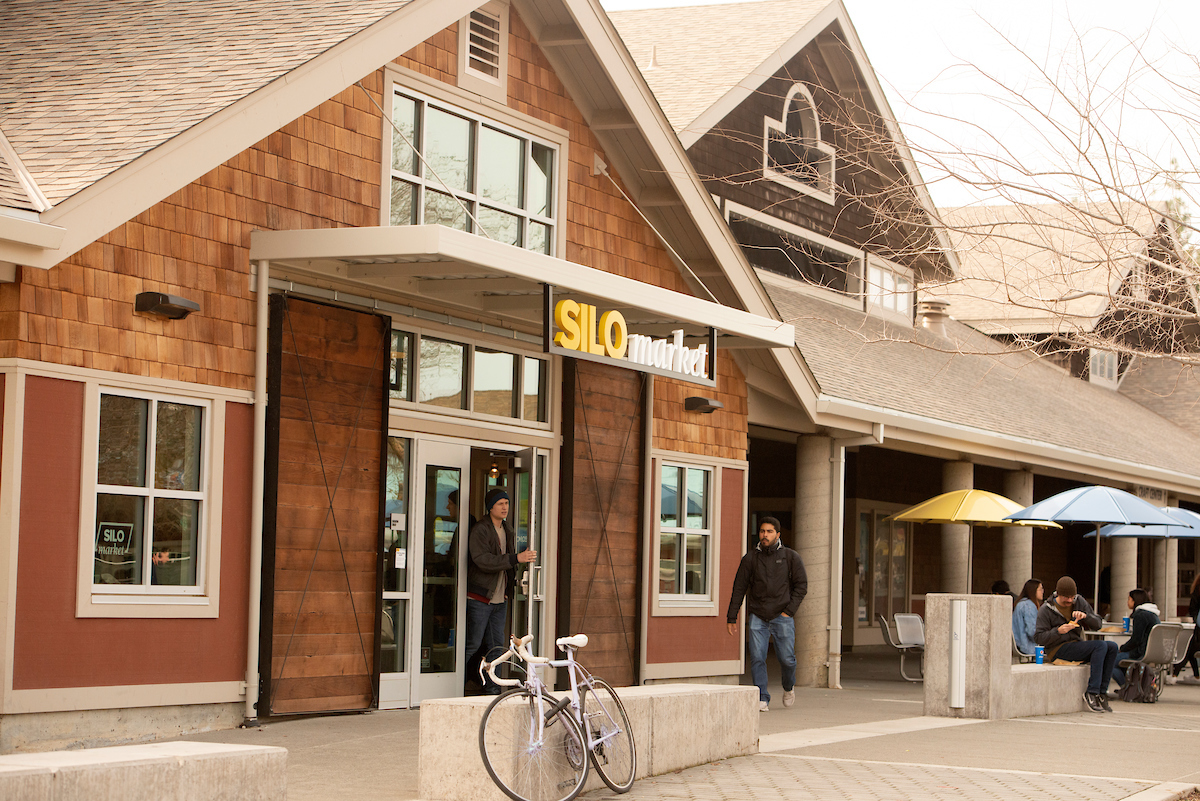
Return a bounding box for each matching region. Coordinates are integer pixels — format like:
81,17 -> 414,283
1012,578 -> 1043,657
1112,588 -> 1160,687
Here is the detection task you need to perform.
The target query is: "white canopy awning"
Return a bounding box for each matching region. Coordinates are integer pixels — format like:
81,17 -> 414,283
249,225 -> 794,350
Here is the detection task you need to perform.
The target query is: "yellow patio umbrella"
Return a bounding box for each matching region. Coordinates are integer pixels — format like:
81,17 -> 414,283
886,489 -> 1062,528
885,489 -> 1060,594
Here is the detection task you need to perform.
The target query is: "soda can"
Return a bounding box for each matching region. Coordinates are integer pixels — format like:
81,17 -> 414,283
1123,616 -> 1131,634
1034,645 -> 1044,664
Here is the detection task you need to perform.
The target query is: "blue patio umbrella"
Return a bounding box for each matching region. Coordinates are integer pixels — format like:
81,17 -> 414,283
1091,506 -> 1200,539
1006,486 -> 1186,610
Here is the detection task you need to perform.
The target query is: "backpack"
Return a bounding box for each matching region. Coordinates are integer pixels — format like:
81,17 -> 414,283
1118,663 -> 1157,703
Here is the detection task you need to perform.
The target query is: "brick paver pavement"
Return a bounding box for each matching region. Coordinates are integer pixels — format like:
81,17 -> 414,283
584,752 -> 1153,801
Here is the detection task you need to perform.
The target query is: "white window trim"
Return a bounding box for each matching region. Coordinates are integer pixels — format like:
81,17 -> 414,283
648,451 -> 748,617
657,461 -> 715,604
865,254 -> 915,326
77,382 -> 227,619
1089,348 -> 1119,389
457,1 -> 509,105
723,198 -> 865,309
389,321 -> 554,431
379,66 -> 570,261
762,84 -> 836,205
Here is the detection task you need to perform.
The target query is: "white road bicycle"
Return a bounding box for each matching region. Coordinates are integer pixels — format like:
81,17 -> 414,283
478,633 -> 636,801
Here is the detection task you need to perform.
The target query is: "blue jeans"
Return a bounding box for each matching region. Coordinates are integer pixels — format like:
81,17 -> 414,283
466,598 -> 507,693
748,613 -> 796,703
1055,639 -> 1119,694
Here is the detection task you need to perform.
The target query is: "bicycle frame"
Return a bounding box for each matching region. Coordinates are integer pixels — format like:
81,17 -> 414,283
485,635 -> 622,754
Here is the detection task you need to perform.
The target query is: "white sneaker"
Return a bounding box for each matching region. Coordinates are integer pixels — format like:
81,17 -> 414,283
1165,675 -> 1178,685
782,689 -> 795,708
758,701 -> 769,712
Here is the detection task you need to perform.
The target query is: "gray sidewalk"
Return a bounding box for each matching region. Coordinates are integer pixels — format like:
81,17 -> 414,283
175,652 -> 1200,801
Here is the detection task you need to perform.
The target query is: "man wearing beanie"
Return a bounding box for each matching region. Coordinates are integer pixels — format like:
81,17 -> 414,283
465,487 -> 536,694
1034,576 -> 1118,712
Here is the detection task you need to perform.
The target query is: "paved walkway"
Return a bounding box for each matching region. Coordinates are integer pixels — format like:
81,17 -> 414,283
175,651 -> 1200,801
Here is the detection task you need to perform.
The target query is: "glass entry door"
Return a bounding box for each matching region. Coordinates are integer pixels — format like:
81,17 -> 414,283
410,440 -> 471,704
509,447 -> 548,655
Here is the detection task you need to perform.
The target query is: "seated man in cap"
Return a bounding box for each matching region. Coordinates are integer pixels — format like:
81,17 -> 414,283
465,487 -> 536,694
1034,576 -> 1118,713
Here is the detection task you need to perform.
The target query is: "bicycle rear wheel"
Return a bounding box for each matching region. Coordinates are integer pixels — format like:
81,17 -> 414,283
580,678 -> 636,792
479,688 -> 590,801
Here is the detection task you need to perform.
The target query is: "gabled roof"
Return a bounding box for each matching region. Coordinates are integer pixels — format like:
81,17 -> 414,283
0,0 -> 414,210
761,271 -> 1200,484
932,202 -> 1173,335
608,0 -> 829,137
1119,355 -> 1200,439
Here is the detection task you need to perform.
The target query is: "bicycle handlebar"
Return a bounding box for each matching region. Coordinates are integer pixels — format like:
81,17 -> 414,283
514,634 -> 551,665
482,634 -> 536,687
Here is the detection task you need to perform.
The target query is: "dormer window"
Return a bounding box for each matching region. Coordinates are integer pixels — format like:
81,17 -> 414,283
763,84 -> 836,204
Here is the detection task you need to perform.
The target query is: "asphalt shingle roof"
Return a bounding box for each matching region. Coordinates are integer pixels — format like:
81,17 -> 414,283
0,0 -> 411,210
608,0 -> 831,134
764,273 -> 1200,479
931,202 -> 1165,335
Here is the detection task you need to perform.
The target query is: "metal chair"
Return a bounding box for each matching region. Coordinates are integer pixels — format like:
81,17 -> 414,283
877,613 -> 924,682
1118,622 -> 1181,701
1012,632 -> 1035,664
1173,626 -> 1193,667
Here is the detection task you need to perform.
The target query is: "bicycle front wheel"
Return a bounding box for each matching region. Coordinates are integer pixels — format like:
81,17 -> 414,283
479,688 -> 590,801
580,678 -> 636,792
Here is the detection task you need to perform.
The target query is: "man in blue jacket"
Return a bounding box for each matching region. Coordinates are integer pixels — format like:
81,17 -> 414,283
727,516 -> 808,711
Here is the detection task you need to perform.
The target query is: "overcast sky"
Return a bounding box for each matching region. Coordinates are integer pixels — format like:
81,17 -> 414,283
599,0 -> 1200,208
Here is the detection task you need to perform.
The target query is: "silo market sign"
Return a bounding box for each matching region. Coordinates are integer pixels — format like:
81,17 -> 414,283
544,287 -> 717,387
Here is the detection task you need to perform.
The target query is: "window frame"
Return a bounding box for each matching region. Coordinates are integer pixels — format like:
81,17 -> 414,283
388,323 -> 553,430
763,84 -> 837,205
77,382 -> 227,618
1089,348 -> 1119,388
384,84 -> 560,256
650,454 -> 732,614
865,255 -> 915,323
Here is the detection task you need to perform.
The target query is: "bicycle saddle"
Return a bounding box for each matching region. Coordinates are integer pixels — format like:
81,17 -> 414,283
556,633 -> 589,650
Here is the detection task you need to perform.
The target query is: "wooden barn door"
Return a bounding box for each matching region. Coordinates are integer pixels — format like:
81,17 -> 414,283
558,359 -> 645,686
261,295 -> 388,716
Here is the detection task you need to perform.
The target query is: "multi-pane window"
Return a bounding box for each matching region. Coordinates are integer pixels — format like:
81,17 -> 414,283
390,329 -> 548,423
389,90 -> 557,254
1089,349 -> 1118,387
857,510 -> 907,624
94,392 -> 207,590
866,262 -> 914,319
659,464 -> 712,598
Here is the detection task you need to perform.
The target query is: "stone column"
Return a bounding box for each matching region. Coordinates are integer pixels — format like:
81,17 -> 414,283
1001,470 -> 1034,592
1111,538 -> 1138,620
941,461 -> 974,593
795,435 -> 832,687
1153,539 -> 1179,619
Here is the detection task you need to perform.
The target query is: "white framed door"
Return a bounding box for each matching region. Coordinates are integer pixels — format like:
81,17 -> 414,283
409,439 -> 472,705
509,447 -> 549,656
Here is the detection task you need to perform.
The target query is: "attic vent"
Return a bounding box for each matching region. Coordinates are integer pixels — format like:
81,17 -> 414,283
468,10 -> 502,79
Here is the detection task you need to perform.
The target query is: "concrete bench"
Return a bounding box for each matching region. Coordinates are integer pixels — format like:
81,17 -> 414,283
925,594 -> 1088,719
419,683 -> 758,801
0,741 -> 286,801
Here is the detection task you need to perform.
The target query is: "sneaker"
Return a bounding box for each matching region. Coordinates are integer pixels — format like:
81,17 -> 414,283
1084,692 -> 1105,713
758,701 -> 769,712
1098,694 -> 1113,712
1181,676 -> 1200,685
782,689 -> 795,708
1165,674 -> 1178,685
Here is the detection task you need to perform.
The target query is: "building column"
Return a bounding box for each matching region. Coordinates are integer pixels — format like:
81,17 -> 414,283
1154,539 -> 1179,619
1111,538 -> 1138,621
1002,470 -> 1034,592
795,435 -> 832,688
941,461 -> 973,593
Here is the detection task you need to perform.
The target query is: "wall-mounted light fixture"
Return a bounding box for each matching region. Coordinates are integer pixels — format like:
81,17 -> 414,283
135,291 -> 200,320
684,396 -> 723,414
